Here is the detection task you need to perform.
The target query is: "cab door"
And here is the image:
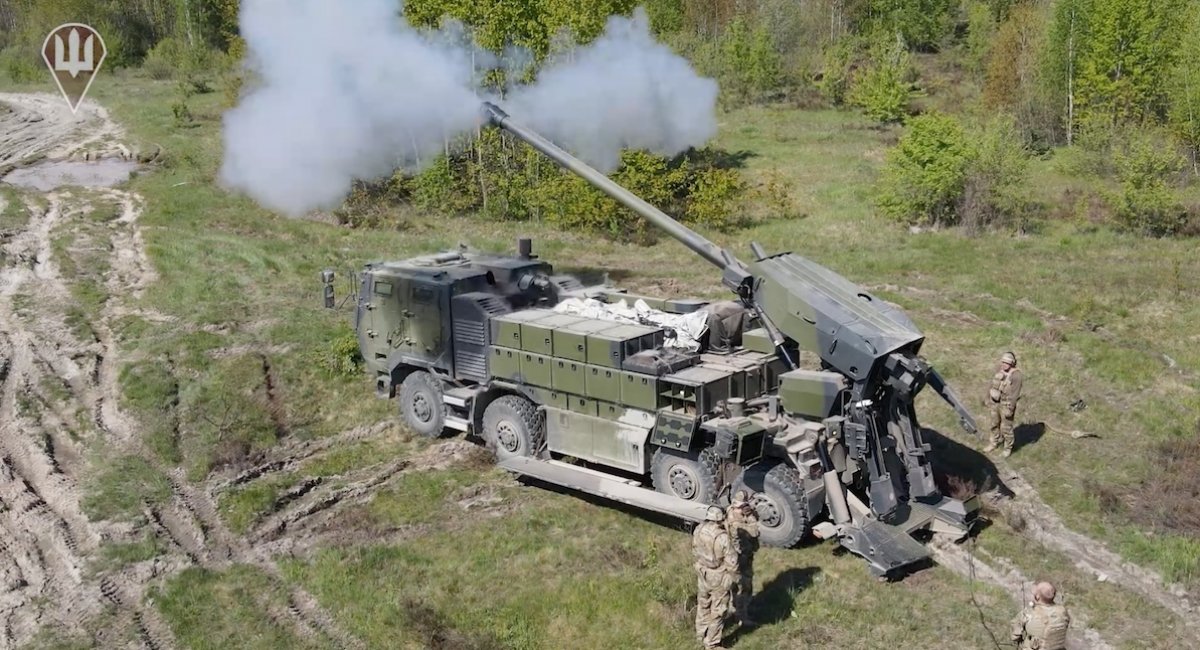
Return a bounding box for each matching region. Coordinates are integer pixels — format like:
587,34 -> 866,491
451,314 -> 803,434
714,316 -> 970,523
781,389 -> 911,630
406,280 -> 446,362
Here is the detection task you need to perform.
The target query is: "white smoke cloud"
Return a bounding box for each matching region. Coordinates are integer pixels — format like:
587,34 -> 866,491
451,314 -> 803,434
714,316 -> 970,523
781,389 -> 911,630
503,9 -> 718,172
220,2 -> 718,216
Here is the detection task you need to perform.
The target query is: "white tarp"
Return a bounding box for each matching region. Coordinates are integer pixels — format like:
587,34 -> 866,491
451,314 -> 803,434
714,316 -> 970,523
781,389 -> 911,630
553,297 -> 709,351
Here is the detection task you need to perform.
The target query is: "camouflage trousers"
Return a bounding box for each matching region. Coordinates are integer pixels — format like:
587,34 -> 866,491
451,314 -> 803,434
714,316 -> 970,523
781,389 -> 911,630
695,566 -> 732,648
731,561 -> 753,621
988,403 -> 1016,451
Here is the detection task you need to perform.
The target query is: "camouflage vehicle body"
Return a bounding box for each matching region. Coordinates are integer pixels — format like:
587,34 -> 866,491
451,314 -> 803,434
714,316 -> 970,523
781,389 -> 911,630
327,104 -> 983,577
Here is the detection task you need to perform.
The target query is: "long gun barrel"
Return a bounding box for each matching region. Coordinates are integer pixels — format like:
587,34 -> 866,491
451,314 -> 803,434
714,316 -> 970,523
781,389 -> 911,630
481,103 -> 752,292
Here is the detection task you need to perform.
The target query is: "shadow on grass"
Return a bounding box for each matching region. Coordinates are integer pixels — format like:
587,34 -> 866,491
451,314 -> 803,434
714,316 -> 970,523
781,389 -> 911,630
727,566 -> 821,646
516,476 -> 698,537
924,427 -> 1013,499
1012,421 -> 1046,455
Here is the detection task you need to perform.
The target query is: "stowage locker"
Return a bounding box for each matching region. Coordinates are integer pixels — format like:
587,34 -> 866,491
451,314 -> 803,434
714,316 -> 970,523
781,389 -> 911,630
490,309 -> 555,350
553,319 -> 614,363
518,351 -> 553,388
551,358 -> 587,395
519,313 -> 584,356
586,364 -> 622,403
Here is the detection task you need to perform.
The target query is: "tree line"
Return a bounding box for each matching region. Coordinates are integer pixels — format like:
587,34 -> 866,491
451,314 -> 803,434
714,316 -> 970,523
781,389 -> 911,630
3,0 -> 1198,237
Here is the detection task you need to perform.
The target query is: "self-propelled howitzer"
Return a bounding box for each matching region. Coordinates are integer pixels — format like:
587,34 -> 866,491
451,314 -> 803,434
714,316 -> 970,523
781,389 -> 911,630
480,102 -> 981,571
324,103 -> 983,579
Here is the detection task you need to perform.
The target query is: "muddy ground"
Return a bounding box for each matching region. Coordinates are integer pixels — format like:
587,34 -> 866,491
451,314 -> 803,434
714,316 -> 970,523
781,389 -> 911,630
0,92 -> 1195,649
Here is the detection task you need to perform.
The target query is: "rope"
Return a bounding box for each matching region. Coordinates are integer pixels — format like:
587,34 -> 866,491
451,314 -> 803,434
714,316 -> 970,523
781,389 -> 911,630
964,537 -> 1008,650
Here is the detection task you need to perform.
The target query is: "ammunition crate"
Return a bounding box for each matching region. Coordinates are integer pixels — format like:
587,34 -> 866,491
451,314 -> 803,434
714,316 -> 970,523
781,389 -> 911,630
520,313 -> 584,356
553,319 -> 614,363
490,346 -> 521,382
551,358 -> 587,395
518,351 -> 553,388
529,386 -> 569,410
586,323 -> 664,369
659,365 -> 734,414
490,309 -> 555,350
585,364 -> 622,403
620,371 -> 658,411
567,394 -> 599,417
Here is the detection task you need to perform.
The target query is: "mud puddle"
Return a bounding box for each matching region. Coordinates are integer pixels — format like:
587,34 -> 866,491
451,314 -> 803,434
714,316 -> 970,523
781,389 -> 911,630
2,159 -> 139,192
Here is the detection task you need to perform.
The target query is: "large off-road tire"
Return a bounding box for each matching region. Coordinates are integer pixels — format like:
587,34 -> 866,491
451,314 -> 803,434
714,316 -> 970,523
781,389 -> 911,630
397,371 -> 446,438
482,395 -> 545,461
734,461 -> 809,548
650,446 -> 721,503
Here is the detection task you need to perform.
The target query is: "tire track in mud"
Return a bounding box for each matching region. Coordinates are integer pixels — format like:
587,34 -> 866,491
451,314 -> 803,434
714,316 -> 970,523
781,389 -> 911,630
994,468 -> 1199,638
0,92 -> 375,649
930,537 -> 1113,650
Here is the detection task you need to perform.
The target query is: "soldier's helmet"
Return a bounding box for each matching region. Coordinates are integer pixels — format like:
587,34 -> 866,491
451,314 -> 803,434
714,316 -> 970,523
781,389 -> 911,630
1001,351 -> 1017,366
705,506 -> 725,522
732,490 -> 750,506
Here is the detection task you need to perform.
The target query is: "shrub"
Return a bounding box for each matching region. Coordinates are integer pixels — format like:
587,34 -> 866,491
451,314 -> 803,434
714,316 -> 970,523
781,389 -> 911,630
876,113 -> 974,226
817,39 -> 856,106
848,36 -> 915,123
1110,132 -> 1187,237
318,331 -> 364,378
877,112 -> 1032,230
960,116 -> 1032,232
0,45 -> 41,83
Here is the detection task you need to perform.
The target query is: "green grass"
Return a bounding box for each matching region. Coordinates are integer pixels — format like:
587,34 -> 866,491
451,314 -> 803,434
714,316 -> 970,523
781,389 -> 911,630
12,66 -> 1191,648
155,566 -> 323,650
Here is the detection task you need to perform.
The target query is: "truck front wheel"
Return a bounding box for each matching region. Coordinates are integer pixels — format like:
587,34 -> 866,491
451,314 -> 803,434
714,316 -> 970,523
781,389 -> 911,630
734,461 -> 809,548
398,371 -> 446,438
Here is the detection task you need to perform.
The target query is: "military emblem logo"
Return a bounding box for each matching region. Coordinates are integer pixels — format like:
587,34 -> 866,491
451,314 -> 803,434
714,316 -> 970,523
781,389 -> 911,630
42,23 -> 107,113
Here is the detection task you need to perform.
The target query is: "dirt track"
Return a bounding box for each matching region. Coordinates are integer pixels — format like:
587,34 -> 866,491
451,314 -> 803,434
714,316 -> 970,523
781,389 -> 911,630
0,93 -> 377,649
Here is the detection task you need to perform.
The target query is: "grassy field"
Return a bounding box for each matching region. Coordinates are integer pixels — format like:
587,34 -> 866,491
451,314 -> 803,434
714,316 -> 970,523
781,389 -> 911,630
10,67 -> 1198,649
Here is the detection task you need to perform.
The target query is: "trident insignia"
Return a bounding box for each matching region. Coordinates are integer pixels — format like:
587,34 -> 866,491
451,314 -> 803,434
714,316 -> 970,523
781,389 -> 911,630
42,23 -> 107,113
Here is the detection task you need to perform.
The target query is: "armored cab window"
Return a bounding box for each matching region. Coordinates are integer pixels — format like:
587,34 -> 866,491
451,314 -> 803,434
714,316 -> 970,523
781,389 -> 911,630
413,285 -> 436,303
373,281 -> 393,297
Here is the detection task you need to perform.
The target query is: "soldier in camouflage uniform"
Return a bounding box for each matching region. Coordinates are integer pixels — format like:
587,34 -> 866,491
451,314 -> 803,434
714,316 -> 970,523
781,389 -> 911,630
725,490 -> 760,627
983,351 -> 1023,458
693,505 -> 737,649
1011,581 -> 1070,650
701,301 -> 749,353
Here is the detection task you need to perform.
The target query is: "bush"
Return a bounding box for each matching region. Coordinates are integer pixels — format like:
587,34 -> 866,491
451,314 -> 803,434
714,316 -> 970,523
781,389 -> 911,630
876,113 -> 974,225
317,331 -> 365,378
877,112 -> 1031,230
0,45 -> 41,83
960,116 -> 1031,232
848,36 -> 915,123
817,39 -> 856,106
1110,132 -> 1187,237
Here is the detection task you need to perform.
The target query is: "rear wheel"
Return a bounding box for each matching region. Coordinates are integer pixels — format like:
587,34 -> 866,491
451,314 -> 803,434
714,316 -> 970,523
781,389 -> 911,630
734,461 -> 809,548
482,395 -> 545,460
650,447 -> 720,503
397,371 -> 445,438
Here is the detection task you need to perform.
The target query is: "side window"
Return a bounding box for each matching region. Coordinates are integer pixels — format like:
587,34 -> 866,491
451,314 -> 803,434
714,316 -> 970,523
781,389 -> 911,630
373,281 -> 393,297
412,285 -> 436,304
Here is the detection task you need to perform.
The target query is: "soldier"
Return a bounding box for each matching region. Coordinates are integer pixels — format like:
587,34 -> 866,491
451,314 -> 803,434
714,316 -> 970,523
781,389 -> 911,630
984,351 -> 1023,458
725,490 -> 760,627
693,505 -> 737,649
701,301 -> 749,353
1011,581 -> 1070,650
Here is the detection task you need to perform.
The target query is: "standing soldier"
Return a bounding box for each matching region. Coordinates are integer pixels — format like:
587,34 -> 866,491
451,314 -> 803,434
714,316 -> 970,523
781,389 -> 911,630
1011,581 -> 1070,649
984,351 -> 1023,458
726,490 -> 760,627
693,505 -> 737,649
